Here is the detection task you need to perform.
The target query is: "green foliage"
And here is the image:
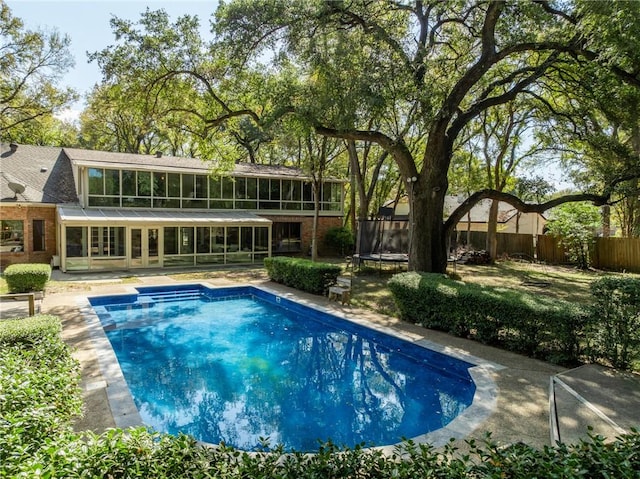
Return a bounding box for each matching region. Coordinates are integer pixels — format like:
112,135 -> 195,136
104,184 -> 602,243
0,315 -> 82,475
324,226 -> 354,255
0,313 -> 61,344
589,276 -> 640,370
546,203 -> 601,269
0,2 -> 78,141
388,272 -> 588,364
264,256 -> 341,295
3,263 -> 51,292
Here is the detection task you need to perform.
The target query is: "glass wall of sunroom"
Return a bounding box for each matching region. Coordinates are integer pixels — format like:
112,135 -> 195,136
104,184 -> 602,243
59,213 -> 271,272
86,168 -> 343,212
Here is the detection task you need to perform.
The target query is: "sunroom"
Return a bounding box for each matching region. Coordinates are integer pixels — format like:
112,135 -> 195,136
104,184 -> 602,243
57,206 -> 271,272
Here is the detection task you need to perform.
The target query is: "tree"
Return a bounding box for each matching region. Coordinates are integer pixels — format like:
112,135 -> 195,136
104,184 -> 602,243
87,8 -> 266,165
463,101 -> 543,260
0,0 -> 77,141
216,0 -> 620,273
545,202 -> 600,269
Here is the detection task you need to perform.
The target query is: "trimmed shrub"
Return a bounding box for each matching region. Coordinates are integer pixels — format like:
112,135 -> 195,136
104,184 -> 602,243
0,315 -> 82,473
388,272 -> 588,363
3,262 -> 51,293
589,276 -> 640,370
324,226 -> 354,256
264,256 -> 342,295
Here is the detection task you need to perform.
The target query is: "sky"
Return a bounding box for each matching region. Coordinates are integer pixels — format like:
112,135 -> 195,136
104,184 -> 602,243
6,0 -> 219,120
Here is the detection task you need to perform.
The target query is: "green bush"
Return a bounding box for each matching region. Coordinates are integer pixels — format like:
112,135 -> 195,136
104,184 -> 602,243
0,315 -> 82,473
3,262 -> 51,293
4,427 -> 640,478
324,226 -> 354,255
264,256 -> 341,295
589,276 -> 640,370
388,272 -> 588,363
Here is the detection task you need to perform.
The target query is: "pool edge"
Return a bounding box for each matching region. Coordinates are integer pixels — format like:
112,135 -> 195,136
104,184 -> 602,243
81,281 -> 503,451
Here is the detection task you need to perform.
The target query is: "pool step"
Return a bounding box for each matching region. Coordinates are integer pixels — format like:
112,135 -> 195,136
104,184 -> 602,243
139,290 -> 203,303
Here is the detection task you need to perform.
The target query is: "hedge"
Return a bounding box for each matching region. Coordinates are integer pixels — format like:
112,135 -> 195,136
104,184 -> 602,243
388,272 -> 588,364
264,256 -> 341,295
0,315 -> 82,470
3,262 -> 51,293
589,276 -> 640,370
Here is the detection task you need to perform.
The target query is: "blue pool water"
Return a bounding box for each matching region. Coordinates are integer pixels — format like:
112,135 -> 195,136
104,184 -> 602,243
90,285 -> 476,451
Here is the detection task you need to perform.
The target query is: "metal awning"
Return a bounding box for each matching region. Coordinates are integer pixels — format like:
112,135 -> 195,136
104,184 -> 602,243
57,206 -> 272,225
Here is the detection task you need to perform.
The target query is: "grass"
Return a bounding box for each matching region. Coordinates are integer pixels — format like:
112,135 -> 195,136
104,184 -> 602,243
5,260 -> 627,311
347,259 -> 620,316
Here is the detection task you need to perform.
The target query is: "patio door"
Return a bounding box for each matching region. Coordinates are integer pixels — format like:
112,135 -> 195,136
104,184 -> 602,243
130,227 -> 160,268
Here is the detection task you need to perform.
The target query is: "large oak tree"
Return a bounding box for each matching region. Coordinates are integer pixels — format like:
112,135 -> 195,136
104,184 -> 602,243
216,0 -> 606,272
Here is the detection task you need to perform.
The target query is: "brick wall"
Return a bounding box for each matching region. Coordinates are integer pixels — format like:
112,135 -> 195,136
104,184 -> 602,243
0,204 -> 57,269
262,215 -> 342,256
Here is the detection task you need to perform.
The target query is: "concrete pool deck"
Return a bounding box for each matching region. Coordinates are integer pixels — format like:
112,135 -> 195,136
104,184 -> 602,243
4,269 -> 639,451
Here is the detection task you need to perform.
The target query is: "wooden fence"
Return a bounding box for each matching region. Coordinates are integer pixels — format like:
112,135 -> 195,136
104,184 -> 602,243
536,235 -> 569,264
537,236 -> 640,272
453,231 -> 535,258
592,237 -> 640,273
358,219 -> 640,272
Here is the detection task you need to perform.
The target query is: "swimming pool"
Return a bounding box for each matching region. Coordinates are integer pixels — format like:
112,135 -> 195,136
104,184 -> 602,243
88,284 -> 484,451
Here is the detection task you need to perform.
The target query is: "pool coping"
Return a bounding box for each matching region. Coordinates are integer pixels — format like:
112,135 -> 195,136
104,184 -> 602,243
80,281 -> 504,451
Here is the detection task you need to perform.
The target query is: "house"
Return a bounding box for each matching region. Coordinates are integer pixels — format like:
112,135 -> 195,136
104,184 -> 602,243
391,195 -> 546,235
0,143 -> 343,272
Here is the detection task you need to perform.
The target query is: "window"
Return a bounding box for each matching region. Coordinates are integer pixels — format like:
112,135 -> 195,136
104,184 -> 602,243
255,227 -> 269,252
259,178 -> 280,209
1,220 -> 24,253
226,227 -> 239,252
90,227 -> 125,256
167,173 -> 181,198
322,182 -> 342,211
211,177 -> 234,209
32,220 -> 45,251
273,222 -> 302,253
66,226 -> 87,257
196,226 -> 211,253
302,182 -> 314,210
180,227 -> 194,254
88,168 -> 120,207
164,227 -> 179,255
235,177 -> 257,209
153,172 -> 180,208
121,170 -> 151,207
88,168 -> 104,195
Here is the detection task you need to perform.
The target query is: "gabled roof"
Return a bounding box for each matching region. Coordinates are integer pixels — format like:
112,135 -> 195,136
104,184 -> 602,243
62,147 -> 313,179
1,143 -> 341,206
388,195 -> 546,222
0,143 -> 78,204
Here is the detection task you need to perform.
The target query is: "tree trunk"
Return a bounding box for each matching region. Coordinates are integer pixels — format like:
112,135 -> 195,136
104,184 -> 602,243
602,205 -> 611,238
409,174 -> 448,273
486,199 -> 499,261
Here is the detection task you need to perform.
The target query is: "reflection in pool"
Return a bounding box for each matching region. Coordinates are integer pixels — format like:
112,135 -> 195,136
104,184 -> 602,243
90,285 -> 476,452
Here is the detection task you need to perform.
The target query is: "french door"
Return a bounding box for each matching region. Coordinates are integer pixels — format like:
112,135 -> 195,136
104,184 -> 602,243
130,227 -> 160,267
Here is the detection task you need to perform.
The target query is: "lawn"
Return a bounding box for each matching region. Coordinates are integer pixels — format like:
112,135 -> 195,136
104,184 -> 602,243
349,259 -> 612,317
0,259 -> 618,312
